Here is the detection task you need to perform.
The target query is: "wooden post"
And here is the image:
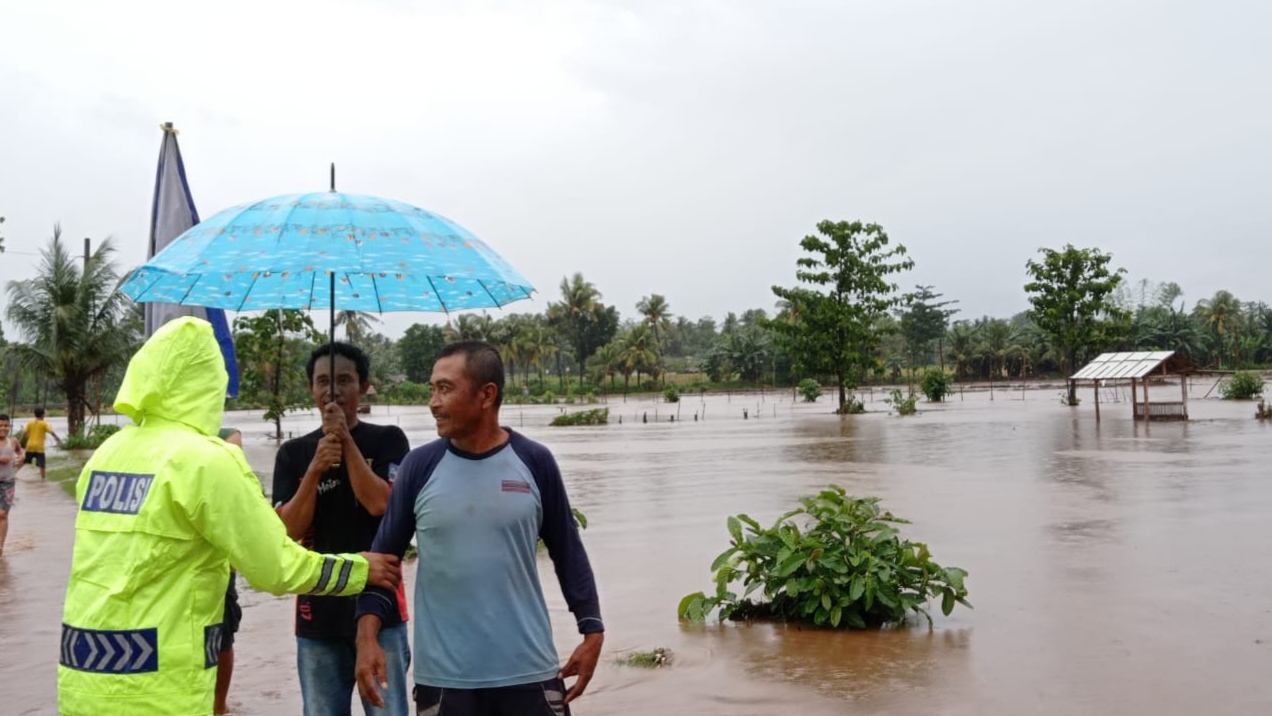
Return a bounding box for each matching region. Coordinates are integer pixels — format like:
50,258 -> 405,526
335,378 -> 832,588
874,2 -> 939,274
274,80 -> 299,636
1142,376 -> 1151,422
1131,378 -> 1139,421
1181,374 -> 1189,420
1094,381 -> 1100,422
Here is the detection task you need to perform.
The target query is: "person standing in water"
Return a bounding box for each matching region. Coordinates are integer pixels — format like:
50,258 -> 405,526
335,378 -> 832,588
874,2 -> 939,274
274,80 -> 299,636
0,413 -> 24,556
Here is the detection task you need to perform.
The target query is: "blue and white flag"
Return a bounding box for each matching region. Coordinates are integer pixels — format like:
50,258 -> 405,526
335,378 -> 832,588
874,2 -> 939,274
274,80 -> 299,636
144,124 -> 240,397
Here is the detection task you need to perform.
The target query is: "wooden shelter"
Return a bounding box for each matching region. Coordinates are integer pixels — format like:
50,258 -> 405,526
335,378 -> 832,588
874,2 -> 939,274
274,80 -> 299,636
1069,351 -> 1198,422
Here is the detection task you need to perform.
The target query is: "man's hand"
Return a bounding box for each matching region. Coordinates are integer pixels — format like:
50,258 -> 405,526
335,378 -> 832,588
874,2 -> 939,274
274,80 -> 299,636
322,402 -> 351,441
356,616 -> 389,708
309,433 -> 343,473
559,632 -> 604,704
360,552 -> 402,590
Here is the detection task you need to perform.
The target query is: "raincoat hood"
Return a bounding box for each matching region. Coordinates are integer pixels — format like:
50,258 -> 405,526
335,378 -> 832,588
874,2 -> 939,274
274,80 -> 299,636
114,317 -> 227,437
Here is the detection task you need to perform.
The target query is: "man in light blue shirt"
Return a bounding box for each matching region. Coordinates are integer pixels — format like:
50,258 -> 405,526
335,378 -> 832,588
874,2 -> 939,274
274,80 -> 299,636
355,341 -> 603,715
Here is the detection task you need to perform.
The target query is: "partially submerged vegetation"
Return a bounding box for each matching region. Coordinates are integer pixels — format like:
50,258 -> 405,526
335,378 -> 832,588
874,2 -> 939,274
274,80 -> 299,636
617,648 -> 672,668
549,408 -> 609,426
1221,371 -> 1265,400
680,486 -> 970,629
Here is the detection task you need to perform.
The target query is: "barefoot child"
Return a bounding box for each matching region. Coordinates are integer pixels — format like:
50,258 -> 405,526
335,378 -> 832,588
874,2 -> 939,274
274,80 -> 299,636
0,413 -> 24,556
21,407 -> 61,481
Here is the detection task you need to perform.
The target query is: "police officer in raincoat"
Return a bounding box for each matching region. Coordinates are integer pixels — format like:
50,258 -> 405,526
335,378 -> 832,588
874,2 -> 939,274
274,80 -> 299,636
57,317 -> 402,715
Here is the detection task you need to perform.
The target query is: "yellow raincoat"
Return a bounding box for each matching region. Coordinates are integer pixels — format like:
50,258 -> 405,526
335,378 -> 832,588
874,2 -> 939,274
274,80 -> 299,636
58,317 -> 369,715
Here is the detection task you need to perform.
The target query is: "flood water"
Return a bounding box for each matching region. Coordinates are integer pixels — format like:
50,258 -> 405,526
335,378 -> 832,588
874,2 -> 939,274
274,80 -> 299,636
3,379 -> 1270,715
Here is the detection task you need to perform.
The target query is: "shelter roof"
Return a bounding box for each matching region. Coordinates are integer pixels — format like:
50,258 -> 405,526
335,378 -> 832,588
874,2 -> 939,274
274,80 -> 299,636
1069,351 -> 1195,381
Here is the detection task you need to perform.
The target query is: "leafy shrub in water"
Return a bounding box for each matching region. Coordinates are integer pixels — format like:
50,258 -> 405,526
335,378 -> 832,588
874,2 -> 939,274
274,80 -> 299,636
1221,371 -> 1264,400
679,486 -> 970,629
663,386 -> 680,403
89,423 -> 121,446
549,408 -> 609,426
797,379 -> 822,403
884,388 -> 919,416
836,395 -> 865,415
61,423 -> 124,450
919,369 -> 952,402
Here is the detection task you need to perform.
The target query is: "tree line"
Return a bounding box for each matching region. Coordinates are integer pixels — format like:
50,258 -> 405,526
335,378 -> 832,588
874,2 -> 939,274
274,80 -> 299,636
4,222 -> 1271,433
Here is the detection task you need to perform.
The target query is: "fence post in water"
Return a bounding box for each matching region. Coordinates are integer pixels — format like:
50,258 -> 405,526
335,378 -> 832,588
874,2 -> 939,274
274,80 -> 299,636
743,408 -> 748,420
643,412 -> 647,424
1094,381 -> 1100,423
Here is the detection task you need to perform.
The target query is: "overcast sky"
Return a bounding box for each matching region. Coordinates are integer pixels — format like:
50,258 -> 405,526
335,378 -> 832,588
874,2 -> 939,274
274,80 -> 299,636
2,0 -> 1269,340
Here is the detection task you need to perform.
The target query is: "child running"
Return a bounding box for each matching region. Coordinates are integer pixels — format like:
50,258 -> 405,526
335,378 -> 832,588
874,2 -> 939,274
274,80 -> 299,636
0,413 -> 24,556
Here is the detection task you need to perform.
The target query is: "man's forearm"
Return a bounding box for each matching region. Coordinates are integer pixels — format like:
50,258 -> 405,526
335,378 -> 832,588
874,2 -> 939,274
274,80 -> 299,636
278,470 -> 322,540
356,614 -> 383,644
343,440 -> 390,515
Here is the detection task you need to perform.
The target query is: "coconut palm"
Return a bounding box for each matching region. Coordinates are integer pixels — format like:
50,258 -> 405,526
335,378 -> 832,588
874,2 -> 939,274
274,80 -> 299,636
618,325 -> 658,391
636,294 -> 672,382
334,310 -> 380,344
1195,290 -> 1244,367
5,226 -> 137,435
587,343 -> 619,390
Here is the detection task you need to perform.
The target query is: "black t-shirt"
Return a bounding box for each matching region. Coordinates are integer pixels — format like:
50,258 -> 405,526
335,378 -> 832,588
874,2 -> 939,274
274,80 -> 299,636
272,421 -> 410,639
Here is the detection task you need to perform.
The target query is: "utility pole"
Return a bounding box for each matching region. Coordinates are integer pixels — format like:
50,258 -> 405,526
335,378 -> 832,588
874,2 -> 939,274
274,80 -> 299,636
84,237 -> 90,267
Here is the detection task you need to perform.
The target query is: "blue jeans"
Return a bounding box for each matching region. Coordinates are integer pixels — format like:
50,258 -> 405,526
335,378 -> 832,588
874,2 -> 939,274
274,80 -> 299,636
297,622 -> 411,716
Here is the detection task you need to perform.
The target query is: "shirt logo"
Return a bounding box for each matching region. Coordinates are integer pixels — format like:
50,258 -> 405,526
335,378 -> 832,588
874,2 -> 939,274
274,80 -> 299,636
317,478 -> 342,496
82,471 -> 155,515
502,479 -> 531,494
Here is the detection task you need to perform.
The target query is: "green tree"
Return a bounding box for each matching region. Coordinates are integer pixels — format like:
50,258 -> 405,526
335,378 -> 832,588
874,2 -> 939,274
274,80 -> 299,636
548,273 -> 617,387
233,310 -> 321,437
636,293 -> 672,382
4,226 -> 137,435
1024,245 -> 1128,404
1194,290 -> 1244,367
897,285 -> 959,371
334,310 -> 380,345
771,220 -> 913,413
397,323 -> 447,383
0,216 -> 6,254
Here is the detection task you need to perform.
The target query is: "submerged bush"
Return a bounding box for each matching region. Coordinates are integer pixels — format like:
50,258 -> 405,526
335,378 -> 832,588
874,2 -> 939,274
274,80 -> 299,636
549,408 -> 609,426
663,386 -> 680,403
884,388 -> 919,416
679,486 -> 970,629
1222,371 -> 1265,400
798,379 -> 822,403
920,369 -> 952,402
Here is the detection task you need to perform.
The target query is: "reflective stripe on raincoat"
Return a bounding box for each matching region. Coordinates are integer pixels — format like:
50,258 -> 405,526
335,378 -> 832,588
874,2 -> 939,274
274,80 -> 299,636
57,317 -> 369,716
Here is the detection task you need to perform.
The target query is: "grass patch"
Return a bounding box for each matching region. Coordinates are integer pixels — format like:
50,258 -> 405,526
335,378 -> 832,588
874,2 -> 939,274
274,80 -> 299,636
46,457 -> 89,497
617,648 -> 672,668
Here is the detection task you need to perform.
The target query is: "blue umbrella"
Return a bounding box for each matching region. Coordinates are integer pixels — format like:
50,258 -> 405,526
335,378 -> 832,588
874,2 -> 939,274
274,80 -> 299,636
121,192 -> 533,314
120,175 -> 535,398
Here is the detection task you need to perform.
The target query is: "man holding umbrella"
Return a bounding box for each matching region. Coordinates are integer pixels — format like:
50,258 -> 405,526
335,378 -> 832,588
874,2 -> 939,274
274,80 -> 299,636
273,341 -> 412,716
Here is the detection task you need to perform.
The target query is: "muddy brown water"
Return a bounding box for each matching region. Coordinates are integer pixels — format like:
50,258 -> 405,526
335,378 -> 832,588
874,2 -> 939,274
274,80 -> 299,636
3,381 -> 1270,714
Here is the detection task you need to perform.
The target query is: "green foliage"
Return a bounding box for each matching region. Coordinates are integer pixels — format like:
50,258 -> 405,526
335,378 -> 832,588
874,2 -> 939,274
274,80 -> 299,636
797,378 -> 822,402
382,380 -> 432,404
61,424 -> 120,450
662,386 -> 680,403
618,648 -> 672,668
397,323 -> 447,383
549,408 -> 609,426
232,310 -> 321,436
1221,371 -> 1265,400
771,220 -> 913,413
884,388 -> 919,416
919,368 -> 951,402
88,423 -> 121,446
4,227 -> 138,436
838,394 -> 866,415
547,273 -> 619,382
1025,245 -> 1128,402
897,285 -> 959,369
679,487 -> 971,629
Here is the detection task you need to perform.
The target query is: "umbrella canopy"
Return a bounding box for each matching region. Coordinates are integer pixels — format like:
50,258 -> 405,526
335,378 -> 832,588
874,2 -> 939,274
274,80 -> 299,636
120,191 -> 534,314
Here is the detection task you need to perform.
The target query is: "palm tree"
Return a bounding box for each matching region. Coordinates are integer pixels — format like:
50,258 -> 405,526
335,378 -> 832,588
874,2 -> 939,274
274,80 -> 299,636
552,273 -> 601,388
944,321 -> 977,381
5,226 -> 137,435
1195,290 -> 1243,367
636,294 -> 672,383
587,343 -> 619,391
447,313 -> 488,342
334,310 -> 380,344
619,324 -> 658,389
